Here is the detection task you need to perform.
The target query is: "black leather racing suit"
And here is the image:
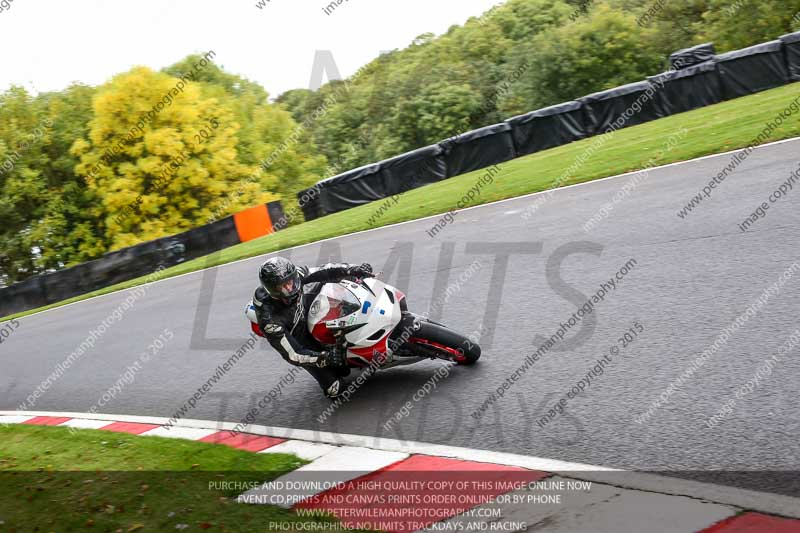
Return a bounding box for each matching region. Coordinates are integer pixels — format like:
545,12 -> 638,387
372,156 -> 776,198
253,263 -> 360,392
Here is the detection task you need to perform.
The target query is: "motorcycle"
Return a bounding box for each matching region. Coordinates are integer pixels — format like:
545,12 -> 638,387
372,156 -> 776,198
307,277 -> 481,369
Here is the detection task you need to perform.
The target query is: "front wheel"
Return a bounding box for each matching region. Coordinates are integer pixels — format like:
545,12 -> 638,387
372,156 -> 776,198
409,322 -> 481,365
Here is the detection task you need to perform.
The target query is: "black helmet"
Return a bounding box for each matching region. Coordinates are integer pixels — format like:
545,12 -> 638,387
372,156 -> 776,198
259,257 -> 301,303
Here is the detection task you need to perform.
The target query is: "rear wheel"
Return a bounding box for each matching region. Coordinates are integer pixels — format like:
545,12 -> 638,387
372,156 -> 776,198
409,322 -> 481,365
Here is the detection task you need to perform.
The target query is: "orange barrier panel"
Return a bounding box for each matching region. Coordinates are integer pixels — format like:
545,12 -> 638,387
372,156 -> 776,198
233,204 -> 274,243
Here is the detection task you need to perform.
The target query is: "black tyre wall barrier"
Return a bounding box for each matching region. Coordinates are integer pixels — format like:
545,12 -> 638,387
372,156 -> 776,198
266,201 -> 287,230
716,40 -> 790,100
441,123 -> 517,178
315,163 -> 384,215
298,146 -> 447,219
780,31 -> 800,81
297,186 -> 324,223
505,101 -> 587,157
377,144 -> 447,194
648,61 -> 723,115
670,43 -> 716,70
578,81 -> 667,136
6,35 -> 799,316
299,36 -> 798,223
0,209 -> 272,317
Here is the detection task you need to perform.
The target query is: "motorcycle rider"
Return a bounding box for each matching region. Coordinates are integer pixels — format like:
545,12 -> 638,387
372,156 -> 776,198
247,257 -> 374,399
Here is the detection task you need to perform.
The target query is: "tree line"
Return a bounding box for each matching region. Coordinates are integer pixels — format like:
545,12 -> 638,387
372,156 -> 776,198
0,55 -> 325,285
278,0 -> 798,177
1,0 -> 798,285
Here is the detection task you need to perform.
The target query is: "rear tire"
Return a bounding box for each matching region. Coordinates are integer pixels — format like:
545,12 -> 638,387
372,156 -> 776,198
413,322 -> 481,365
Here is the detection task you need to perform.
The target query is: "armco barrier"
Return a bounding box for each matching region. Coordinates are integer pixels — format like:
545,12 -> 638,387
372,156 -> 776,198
300,34 -> 798,221
0,201 -> 284,317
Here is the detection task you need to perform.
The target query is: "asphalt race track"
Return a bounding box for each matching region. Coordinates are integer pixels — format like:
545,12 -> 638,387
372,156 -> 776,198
3,139 -> 799,496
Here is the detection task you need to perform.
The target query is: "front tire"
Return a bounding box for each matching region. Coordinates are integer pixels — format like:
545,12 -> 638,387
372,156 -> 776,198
412,322 -> 481,365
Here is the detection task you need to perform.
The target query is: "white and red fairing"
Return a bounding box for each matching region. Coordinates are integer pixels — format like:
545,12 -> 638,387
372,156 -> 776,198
245,302 -> 265,338
307,279 -> 405,367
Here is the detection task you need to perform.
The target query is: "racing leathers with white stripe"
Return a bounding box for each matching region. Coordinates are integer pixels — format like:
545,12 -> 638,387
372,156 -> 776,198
252,263 -> 361,373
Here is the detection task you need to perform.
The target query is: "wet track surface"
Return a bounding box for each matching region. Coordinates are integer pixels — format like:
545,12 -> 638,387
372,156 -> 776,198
3,140 -> 799,496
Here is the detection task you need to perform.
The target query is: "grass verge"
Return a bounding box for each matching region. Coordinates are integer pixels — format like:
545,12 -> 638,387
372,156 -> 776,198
4,82 -> 799,322
0,424 -> 359,531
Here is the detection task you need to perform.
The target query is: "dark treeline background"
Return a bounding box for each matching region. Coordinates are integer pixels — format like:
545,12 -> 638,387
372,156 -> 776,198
1,0 -> 798,285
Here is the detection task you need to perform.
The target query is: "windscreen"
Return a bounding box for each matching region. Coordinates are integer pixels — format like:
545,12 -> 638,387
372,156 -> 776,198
317,283 -> 361,321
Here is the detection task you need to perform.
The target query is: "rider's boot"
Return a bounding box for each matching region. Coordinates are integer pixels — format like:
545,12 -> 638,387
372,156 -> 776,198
303,365 -> 347,400
324,378 -> 346,400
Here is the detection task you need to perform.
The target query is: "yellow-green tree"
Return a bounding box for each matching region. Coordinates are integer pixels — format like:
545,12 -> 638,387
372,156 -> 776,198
0,87 -> 50,284
163,56 -> 328,223
72,66 -> 278,250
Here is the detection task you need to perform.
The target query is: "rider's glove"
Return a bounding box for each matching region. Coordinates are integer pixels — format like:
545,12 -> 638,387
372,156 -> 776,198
315,351 -> 330,368
331,341 -> 347,367
349,263 -> 373,278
